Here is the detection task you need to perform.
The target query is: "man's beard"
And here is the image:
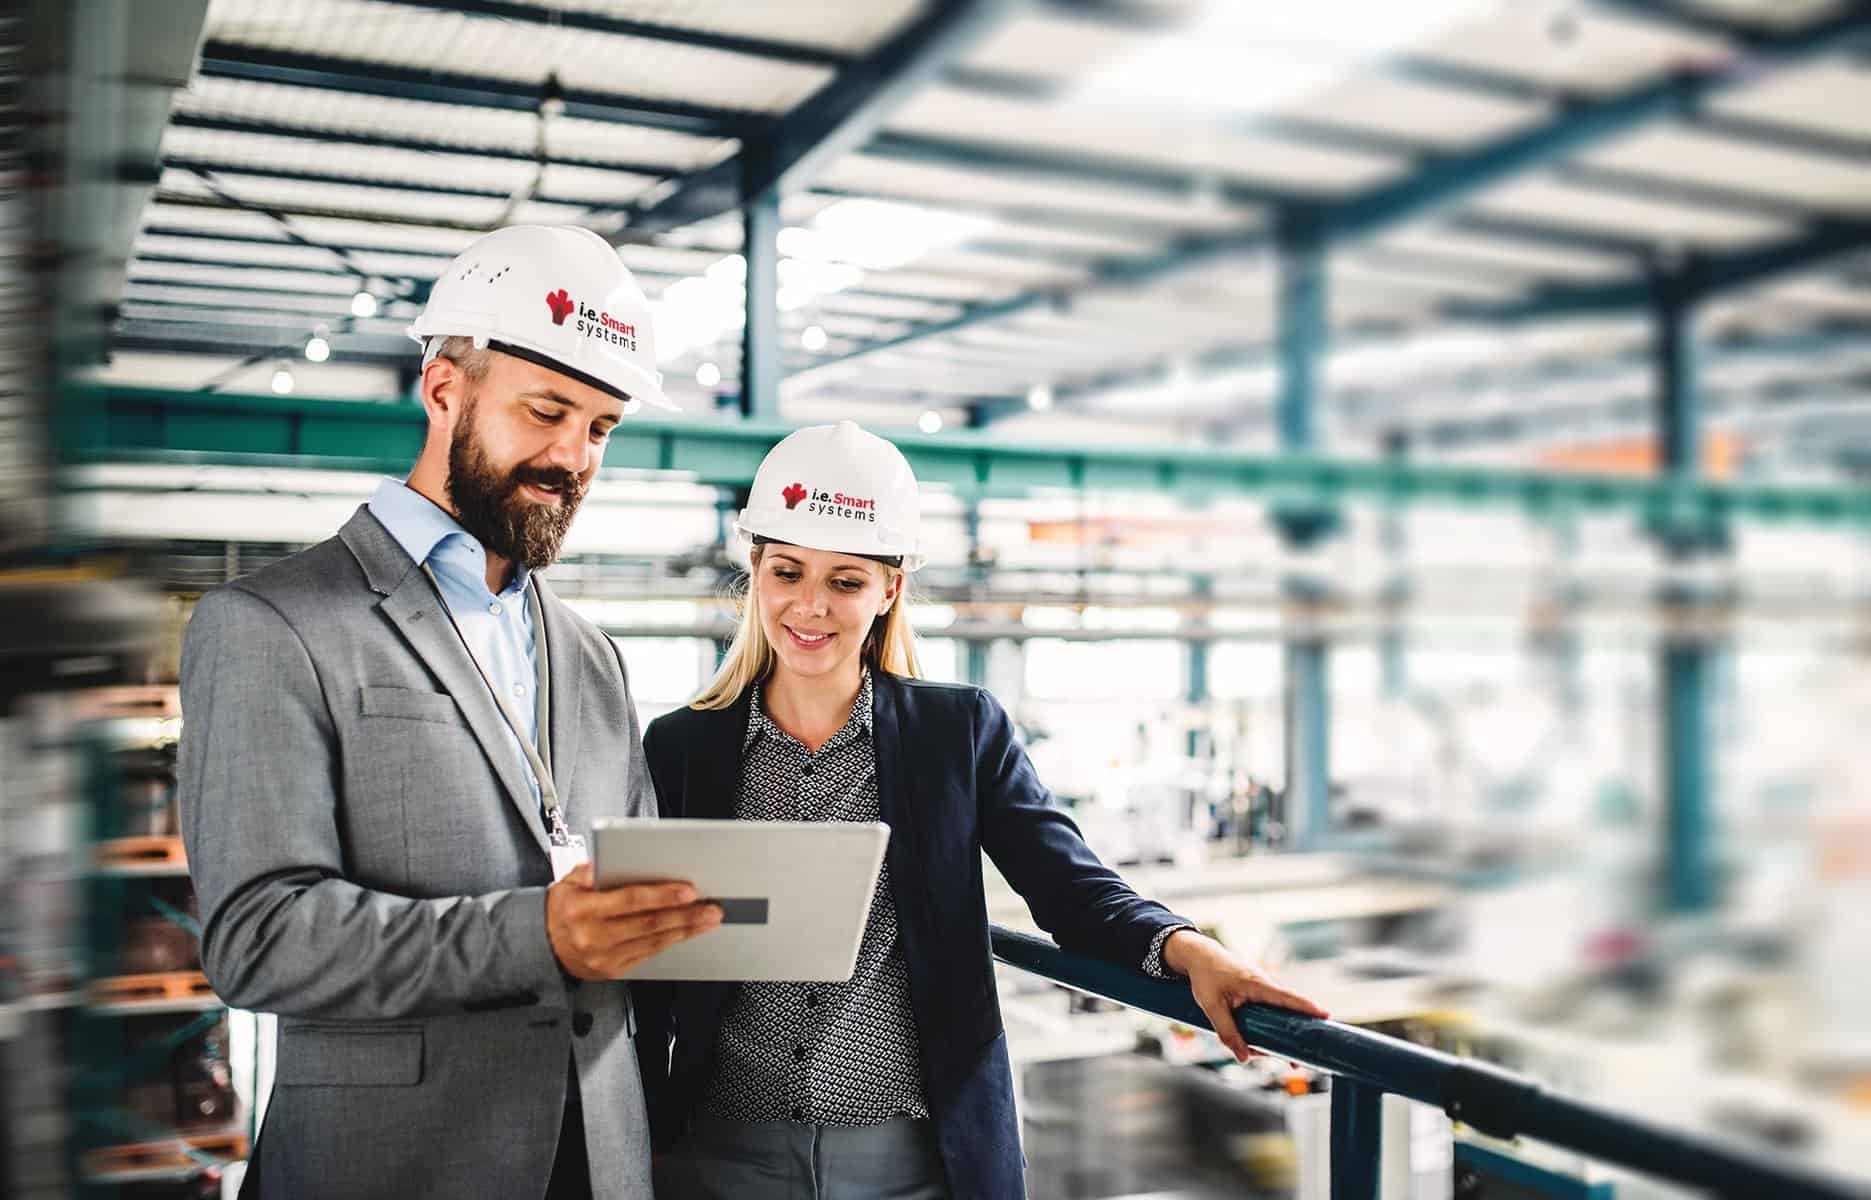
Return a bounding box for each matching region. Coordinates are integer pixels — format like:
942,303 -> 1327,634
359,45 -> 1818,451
446,403 -> 586,572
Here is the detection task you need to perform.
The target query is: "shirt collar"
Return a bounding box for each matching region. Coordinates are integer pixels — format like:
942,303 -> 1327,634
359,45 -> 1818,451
745,671 -> 875,751
367,477 -> 532,599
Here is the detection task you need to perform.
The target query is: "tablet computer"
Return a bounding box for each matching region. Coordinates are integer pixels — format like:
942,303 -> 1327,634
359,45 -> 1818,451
590,818 -> 890,982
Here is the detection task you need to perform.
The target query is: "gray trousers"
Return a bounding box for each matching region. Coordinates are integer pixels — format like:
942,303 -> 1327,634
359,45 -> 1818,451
653,1115 -> 950,1200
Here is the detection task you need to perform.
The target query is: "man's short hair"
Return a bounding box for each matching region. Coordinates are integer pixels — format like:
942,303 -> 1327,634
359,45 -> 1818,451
432,335 -> 493,383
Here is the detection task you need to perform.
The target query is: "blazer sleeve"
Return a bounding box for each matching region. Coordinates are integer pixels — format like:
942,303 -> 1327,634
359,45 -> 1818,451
179,586 -> 569,1021
971,687 -> 1193,970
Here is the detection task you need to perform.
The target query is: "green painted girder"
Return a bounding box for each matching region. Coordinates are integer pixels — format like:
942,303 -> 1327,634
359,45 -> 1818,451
63,385 -> 1871,528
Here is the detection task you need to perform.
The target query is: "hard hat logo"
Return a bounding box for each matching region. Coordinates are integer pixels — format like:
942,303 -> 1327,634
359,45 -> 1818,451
545,288 -> 574,326
782,482 -> 807,510
574,300 -> 639,353
803,488 -> 877,523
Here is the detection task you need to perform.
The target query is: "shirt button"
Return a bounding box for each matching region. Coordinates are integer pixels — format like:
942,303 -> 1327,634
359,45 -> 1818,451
793,1044 -> 807,1062
511,682 -> 525,699
805,992 -> 820,1008
489,601 -> 502,615
792,1106 -> 806,1121
572,1012 -> 593,1037
802,763 -> 815,777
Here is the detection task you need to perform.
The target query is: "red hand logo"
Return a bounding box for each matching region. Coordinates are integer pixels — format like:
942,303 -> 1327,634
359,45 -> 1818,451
782,482 -> 807,510
545,288 -> 574,325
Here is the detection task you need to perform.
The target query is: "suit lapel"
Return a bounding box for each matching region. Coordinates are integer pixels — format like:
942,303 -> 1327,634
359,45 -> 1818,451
346,507 -> 552,860
533,577 -> 582,818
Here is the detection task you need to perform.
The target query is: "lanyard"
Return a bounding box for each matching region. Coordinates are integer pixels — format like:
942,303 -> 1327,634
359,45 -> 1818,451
420,564 -> 572,847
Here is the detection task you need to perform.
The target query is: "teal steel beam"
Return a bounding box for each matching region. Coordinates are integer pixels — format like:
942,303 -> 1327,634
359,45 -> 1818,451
1591,0 -> 1869,48
1559,162 -> 1824,225
1694,112 -> 1871,169
108,330 -> 414,371
800,9 -> 1871,373
866,129 -> 1352,212
132,252 -> 424,281
1450,218 -> 1871,321
790,223 -> 1274,390
740,183 -> 781,420
120,280 -> 420,312
159,156 -> 631,209
365,0 -> 849,68
194,43 -> 762,139
61,386 -> 1871,525
615,0 -> 1026,238
145,189 -> 522,237
164,113 -> 685,178
1442,212 -> 1662,260
938,64 -> 1437,159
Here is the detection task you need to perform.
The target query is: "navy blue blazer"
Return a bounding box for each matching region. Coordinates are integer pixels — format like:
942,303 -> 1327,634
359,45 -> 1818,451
636,673 -> 1192,1199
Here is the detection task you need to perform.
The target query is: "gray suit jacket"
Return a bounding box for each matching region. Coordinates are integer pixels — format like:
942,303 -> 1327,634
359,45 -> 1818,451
179,505 -> 656,1199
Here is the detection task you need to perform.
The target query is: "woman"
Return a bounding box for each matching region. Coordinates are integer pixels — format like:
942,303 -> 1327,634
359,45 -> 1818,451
641,421 -> 1327,1199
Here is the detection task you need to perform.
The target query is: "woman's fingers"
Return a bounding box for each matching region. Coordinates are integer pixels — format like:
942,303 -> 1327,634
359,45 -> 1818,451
1242,977 -> 1330,1019
1200,995 -> 1255,1062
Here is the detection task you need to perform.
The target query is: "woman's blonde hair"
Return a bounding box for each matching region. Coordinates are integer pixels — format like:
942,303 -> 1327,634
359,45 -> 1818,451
690,543 -> 922,710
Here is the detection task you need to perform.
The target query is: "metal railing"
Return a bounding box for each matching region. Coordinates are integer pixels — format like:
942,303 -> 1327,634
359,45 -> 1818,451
989,925 -> 1871,1200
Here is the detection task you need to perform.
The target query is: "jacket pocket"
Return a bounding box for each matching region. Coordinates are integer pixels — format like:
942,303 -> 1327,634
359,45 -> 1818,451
359,686 -> 463,727
276,1025 -> 423,1087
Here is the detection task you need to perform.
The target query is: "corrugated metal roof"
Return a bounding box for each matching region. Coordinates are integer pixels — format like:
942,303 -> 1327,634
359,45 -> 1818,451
204,0 -> 837,114
108,0 -> 1871,464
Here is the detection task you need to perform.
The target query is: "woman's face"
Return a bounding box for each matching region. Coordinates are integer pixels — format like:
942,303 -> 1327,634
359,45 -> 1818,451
753,543 -> 901,685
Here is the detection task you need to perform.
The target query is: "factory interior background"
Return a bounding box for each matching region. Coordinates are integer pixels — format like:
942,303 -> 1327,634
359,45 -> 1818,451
4,0 -> 1871,1196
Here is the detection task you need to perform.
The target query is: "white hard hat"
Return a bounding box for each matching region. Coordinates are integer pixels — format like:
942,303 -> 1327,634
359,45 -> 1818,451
736,421 -> 926,571
408,224 -> 674,411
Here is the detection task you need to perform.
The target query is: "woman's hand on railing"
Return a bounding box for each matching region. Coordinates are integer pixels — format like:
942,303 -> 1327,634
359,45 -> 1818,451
1161,929 -> 1331,1063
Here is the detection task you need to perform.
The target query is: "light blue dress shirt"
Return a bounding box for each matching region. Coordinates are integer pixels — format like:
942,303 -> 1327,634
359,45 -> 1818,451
368,478 -> 543,806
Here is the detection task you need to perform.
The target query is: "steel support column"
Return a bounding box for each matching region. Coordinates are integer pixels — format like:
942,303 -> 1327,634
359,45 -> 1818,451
1659,291 -> 1698,475
1662,643 -> 1713,912
965,641 -> 989,687
1275,218 -> 1334,851
1656,288 -> 1715,914
964,501 -> 989,687
1330,1078 -> 1383,1200
738,179 -> 780,421
1187,575 -> 1212,758
1276,225 -> 1325,452
1378,432 -> 1408,703
1285,637 -> 1331,851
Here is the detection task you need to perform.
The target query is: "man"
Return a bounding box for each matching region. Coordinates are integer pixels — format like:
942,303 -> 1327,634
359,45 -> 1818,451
179,225 -> 720,1199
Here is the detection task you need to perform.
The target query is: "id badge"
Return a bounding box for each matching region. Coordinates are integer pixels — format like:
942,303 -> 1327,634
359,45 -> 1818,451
549,833 -> 589,883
